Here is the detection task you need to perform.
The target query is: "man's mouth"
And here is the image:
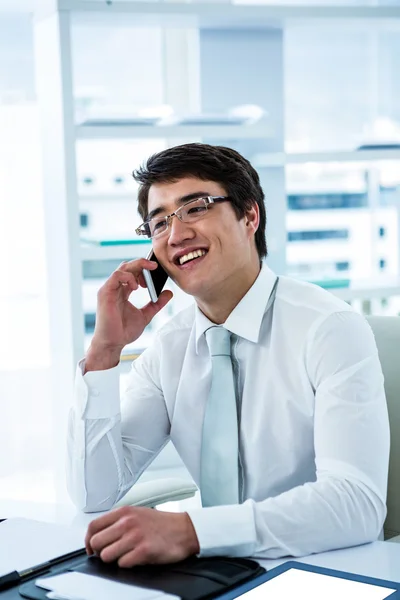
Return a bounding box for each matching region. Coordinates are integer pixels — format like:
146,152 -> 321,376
176,248 -> 207,266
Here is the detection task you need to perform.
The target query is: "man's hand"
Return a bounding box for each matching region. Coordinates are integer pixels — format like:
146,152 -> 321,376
85,506 -> 200,567
85,257 -> 173,372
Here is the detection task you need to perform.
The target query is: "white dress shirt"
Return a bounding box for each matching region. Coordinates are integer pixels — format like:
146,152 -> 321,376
67,263 -> 390,559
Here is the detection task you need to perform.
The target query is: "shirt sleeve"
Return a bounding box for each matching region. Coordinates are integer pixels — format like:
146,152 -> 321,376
66,343 -> 171,512
187,311 -> 390,558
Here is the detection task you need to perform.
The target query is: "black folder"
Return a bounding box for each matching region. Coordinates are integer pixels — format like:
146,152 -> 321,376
16,554 -> 265,600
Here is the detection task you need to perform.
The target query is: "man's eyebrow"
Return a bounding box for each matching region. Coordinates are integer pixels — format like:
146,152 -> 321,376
146,191 -> 212,221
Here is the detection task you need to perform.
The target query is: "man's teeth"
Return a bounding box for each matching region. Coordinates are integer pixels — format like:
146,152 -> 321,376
179,249 -> 206,265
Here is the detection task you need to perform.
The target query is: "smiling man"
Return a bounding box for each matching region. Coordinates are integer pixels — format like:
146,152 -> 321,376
67,143 -> 389,567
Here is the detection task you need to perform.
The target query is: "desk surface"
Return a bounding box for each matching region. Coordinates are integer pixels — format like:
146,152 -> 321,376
1,498 -> 400,585
259,541 -> 400,584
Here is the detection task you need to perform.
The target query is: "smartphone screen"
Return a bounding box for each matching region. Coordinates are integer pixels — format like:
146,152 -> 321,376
143,250 -> 169,302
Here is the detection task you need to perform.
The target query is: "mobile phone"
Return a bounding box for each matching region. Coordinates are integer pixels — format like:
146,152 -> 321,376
143,249 -> 169,303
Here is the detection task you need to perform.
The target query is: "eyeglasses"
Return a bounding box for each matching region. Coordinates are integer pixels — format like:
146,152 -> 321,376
135,196 -> 231,239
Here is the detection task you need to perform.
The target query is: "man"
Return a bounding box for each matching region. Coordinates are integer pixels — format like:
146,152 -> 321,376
67,143 -> 389,568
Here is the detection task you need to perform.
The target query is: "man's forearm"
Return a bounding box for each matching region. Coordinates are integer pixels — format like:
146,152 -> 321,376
187,477 -> 385,558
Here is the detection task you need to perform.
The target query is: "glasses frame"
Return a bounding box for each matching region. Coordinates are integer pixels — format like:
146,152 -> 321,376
135,195 -> 231,239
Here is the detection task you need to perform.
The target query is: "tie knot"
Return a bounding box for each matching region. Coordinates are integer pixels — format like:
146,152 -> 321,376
205,326 -> 231,356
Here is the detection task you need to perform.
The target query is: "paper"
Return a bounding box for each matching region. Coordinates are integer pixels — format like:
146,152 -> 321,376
36,571 -> 180,600
0,518 -> 84,577
237,568 -> 396,600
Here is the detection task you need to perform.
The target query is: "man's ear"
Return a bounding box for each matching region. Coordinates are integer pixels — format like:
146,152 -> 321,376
244,203 -> 260,235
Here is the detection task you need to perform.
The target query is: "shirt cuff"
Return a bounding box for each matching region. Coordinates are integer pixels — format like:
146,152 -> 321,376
186,502 -> 257,557
75,359 -> 121,419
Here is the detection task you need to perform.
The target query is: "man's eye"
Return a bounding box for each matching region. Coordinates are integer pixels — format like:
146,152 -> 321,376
153,220 -> 166,230
187,206 -> 207,215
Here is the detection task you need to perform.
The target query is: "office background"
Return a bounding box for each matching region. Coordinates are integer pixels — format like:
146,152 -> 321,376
1,0 -> 400,506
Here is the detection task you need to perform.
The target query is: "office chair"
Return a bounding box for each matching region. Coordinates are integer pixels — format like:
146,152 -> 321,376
367,316 -> 400,542
114,476 -> 198,509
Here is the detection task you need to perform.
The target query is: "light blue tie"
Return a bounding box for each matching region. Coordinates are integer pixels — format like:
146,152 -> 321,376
200,326 -> 239,507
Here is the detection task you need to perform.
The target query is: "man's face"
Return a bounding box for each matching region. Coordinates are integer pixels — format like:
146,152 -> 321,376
147,177 -> 259,300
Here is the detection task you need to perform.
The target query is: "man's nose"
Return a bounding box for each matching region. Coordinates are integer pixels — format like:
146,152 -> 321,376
167,215 -> 195,245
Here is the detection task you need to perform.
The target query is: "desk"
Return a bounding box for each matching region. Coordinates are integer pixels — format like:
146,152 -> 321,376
259,541 -> 400,584
1,499 -> 400,587
0,499 -> 91,532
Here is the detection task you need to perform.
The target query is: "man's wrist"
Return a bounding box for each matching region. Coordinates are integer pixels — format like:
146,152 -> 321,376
183,512 -> 200,556
84,343 -> 123,373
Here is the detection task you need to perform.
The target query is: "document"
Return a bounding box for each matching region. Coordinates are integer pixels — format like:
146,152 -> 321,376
0,518 -> 84,577
36,572 -> 180,600
237,568 -> 396,600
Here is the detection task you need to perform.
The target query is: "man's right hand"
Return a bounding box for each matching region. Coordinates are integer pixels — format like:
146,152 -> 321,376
85,258 -> 173,372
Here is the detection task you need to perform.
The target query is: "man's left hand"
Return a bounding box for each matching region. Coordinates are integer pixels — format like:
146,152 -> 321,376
85,506 -> 200,567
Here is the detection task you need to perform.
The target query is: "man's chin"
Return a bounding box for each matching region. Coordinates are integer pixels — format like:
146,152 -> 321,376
172,273 -> 208,298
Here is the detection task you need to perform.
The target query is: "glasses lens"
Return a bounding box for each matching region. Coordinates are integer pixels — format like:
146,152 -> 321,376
182,198 -> 208,222
149,217 -> 167,238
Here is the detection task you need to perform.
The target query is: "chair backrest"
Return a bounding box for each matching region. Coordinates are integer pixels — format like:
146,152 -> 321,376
367,316 -> 400,539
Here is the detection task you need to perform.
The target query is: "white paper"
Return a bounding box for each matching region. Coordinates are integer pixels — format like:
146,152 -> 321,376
36,571 -> 180,600
237,568 -> 396,600
0,518 -> 84,577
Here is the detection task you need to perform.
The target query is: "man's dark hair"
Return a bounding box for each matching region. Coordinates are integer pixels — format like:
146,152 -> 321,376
133,143 -> 267,259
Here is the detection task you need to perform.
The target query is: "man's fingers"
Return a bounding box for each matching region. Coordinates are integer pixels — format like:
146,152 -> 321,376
118,258 -> 158,274
117,546 -> 150,568
99,533 -> 139,564
90,519 -> 131,557
141,290 -> 173,325
85,537 -> 94,555
85,507 -> 125,545
101,271 -> 138,294
138,272 -> 147,288
102,258 -> 158,294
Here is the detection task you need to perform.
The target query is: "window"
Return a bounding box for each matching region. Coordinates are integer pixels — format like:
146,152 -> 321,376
335,261 -> 350,272
288,229 -> 349,242
285,27 -> 400,152
82,259 -> 124,279
288,193 -> 367,211
80,213 -> 89,228
0,15 -> 54,502
289,260 -> 351,278
84,312 -> 96,333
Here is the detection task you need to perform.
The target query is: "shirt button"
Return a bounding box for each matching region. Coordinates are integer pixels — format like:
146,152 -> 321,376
91,389 -> 100,397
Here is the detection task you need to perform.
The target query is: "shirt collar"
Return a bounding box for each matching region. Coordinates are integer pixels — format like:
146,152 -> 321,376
194,261 -> 277,352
